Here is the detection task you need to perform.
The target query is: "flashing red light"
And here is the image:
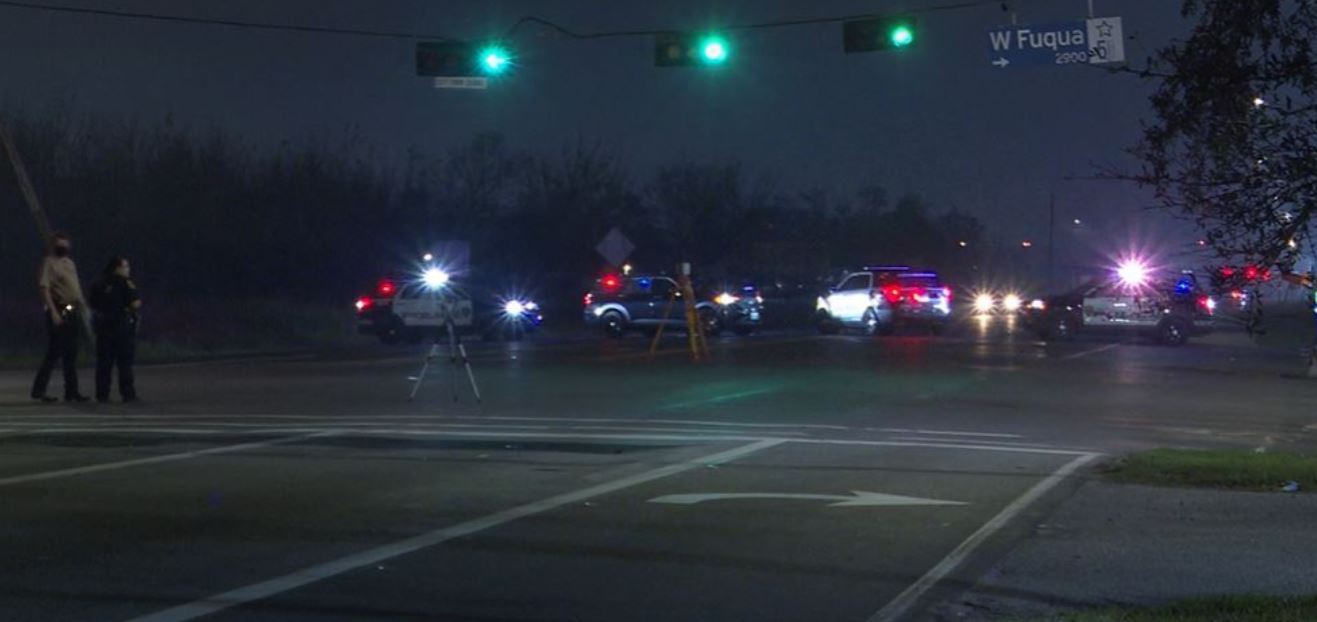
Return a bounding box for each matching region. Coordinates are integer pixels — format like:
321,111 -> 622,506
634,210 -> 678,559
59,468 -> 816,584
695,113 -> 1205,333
1244,265 -> 1260,281
601,274 -> 621,291
354,297 -> 373,313
376,279 -> 396,297
1220,266 -> 1235,278
882,286 -> 903,304
942,287 -> 952,301
583,292 -> 594,306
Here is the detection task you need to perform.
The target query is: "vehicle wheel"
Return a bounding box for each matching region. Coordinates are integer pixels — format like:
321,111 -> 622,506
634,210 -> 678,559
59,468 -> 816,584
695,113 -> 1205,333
378,316 -> 404,345
862,309 -> 881,336
600,311 -> 627,339
733,325 -> 755,336
816,312 -> 840,335
699,308 -> 723,337
1046,316 -> 1074,341
1158,317 -> 1190,346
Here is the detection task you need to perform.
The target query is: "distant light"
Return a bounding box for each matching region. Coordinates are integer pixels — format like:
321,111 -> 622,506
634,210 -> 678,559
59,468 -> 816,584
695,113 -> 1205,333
1072,218 -> 1082,225
622,263 -> 633,275
958,240 -> 968,247
1028,299 -> 1046,310
1289,238 -> 1298,249
1253,96 -> 1266,107
1116,258 -> 1150,288
1020,240 -> 1034,248
422,267 -> 450,289
422,253 -> 434,262
1196,239 -> 1207,247
1002,293 -> 1023,312
714,292 -> 740,306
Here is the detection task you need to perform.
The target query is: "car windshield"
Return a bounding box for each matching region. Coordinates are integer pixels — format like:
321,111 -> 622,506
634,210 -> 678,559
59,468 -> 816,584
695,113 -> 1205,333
5,3 -> 1309,622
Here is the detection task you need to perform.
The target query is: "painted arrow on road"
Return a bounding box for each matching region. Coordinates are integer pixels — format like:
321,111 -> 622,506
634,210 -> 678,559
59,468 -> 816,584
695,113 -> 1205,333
991,57 -> 1010,68
648,490 -> 967,508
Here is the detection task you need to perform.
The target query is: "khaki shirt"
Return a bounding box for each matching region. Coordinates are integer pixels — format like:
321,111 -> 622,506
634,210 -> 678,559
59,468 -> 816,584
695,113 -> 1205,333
37,256 -> 85,307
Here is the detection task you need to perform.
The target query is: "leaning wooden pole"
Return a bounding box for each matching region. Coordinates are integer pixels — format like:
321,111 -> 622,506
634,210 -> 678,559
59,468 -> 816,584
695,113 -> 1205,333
0,116 -> 52,243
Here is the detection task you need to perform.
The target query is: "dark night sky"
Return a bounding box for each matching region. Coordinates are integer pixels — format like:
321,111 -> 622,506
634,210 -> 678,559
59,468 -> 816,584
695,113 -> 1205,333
1,0 -> 1194,251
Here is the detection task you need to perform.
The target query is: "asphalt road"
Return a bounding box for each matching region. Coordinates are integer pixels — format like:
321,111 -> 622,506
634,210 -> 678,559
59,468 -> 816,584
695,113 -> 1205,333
1,316 -> 1315,621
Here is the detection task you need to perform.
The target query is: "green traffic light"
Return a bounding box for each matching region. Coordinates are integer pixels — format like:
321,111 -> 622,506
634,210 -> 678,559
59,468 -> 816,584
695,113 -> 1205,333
699,35 -> 729,64
889,25 -> 914,48
478,45 -> 511,74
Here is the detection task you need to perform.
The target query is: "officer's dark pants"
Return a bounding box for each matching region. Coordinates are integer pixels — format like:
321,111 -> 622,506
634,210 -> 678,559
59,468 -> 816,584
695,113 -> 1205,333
95,320 -> 136,401
31,312 -> 80,399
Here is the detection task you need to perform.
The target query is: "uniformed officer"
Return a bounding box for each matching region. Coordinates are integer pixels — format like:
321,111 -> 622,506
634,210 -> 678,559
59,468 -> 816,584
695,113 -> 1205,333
31,232 -> 89,403
90,255 -> 141,403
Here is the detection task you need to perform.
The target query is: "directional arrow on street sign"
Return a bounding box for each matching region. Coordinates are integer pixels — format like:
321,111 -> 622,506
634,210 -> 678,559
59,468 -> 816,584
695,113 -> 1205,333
991,57 -> 1010,68
648,490 -> 967,508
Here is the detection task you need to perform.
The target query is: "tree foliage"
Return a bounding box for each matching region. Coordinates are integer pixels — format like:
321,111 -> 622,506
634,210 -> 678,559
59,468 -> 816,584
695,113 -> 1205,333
1133,0 -> 1317,270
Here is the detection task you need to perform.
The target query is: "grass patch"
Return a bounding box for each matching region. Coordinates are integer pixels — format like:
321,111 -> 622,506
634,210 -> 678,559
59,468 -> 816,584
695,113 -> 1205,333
1103,448 -> 1317,491
1036,594 -> 1317,621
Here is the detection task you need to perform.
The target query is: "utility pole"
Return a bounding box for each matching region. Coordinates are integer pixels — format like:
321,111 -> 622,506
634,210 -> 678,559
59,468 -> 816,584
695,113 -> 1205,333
1047,192 -> 1056,291
0,116 -> 53,243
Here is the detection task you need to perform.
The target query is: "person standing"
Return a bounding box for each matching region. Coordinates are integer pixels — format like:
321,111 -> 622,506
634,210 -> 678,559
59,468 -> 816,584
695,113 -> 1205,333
31,232 -> 89,403
90,256 -> 141,403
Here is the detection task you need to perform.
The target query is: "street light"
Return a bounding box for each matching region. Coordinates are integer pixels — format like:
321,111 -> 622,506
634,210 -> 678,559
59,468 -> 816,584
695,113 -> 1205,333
1021,240 -> 1034,248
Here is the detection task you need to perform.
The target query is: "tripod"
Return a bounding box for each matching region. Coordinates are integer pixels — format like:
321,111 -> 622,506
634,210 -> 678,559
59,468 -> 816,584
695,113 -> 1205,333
408,319 -> 482,403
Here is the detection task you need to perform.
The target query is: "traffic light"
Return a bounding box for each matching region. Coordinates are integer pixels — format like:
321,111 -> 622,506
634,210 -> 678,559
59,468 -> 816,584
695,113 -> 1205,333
654,32 -> 731,67
843,17 -> 917,53
416,41 -> 514,77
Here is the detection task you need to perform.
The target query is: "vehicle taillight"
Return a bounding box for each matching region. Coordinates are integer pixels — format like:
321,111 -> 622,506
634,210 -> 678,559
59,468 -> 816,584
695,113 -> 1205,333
354,297 -> 372,313
376,279 -> 395,297
1197,295 -> 1216,315
583,292 -> 594,306
909,287 -> 928,303
882,287 -> 902,304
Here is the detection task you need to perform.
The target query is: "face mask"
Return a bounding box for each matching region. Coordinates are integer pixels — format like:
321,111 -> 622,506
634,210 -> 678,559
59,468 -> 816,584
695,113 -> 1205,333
53,246 -> 69,258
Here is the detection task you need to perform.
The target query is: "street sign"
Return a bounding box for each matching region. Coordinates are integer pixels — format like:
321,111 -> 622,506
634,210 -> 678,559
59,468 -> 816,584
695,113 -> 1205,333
986,16 -> 1124,69
595,227 -> 635,267
649,490 -> 967,508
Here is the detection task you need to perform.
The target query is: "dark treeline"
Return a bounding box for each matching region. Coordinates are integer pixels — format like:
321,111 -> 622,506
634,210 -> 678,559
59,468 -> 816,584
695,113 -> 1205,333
0,110 -> 988,313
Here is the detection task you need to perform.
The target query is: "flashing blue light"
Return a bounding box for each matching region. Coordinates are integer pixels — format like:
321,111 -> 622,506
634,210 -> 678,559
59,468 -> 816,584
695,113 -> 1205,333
1174,277 -> 1194,294
637,277 -> 652,289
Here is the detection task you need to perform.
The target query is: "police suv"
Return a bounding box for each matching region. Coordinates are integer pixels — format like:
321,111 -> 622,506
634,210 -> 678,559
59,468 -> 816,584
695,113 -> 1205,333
355,268 -> 542,344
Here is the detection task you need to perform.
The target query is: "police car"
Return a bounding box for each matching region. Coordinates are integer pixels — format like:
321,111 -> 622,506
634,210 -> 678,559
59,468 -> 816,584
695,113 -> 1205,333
1023,265 -> 1214,345
815,266 -> 953,335
582,274 -> 762,338
355,267 -> 542,344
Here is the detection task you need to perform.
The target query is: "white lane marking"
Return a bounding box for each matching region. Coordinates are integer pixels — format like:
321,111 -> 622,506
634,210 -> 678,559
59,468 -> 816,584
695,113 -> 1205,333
128,438 -> 786,622
141,353 -> 317,369
1061,343 -> 1119,360
569,425 -> 808,436
458,415 -> 853,431
650,490 -> 967,508
0,431 -> 333,488
792,438 -> 1092,456
867,428 -> 1023,439
866,451 -> 1102,622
